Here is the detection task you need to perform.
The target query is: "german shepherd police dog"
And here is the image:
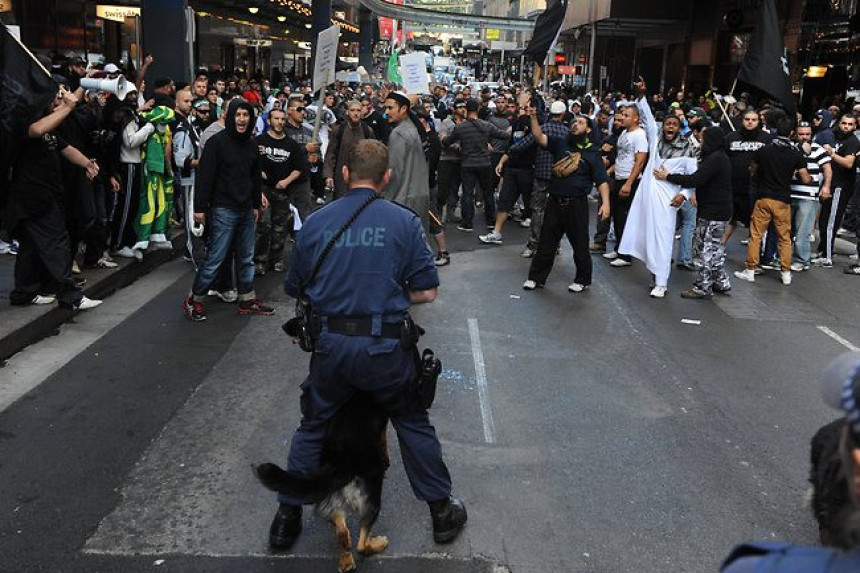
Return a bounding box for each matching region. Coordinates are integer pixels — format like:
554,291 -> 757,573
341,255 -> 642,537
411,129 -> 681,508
254,392 -> 391,573
809,418 -> 855,548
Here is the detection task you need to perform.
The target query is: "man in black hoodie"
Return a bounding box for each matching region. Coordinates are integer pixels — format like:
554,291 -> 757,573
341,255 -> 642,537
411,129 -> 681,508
183,99 -> 274,321
656,126 -> 733,299
723,109 -> 771,244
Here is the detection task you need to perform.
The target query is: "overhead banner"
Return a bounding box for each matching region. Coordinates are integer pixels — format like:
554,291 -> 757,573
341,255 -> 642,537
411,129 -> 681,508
399,51 -> 429,94
312,24 -> 341,92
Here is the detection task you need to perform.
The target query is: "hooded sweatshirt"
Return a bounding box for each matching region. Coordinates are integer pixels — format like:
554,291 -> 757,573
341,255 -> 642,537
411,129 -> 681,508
194,99 -> 262,212
666,127 -> 733,221
725,123 -> 771,191
813,109 -> 837,147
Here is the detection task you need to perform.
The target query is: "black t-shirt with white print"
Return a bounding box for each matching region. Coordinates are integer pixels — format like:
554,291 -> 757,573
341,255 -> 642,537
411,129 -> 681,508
256,131 -> 307,189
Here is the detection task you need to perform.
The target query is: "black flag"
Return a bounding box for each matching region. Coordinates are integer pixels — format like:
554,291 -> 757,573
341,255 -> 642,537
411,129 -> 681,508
737,0 -> 795,116
0,24 -> 57,176
522,0 -> 568,64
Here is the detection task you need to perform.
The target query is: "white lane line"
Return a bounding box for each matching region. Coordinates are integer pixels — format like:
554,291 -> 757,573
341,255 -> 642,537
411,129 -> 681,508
817,326 -> 860,352
467,318 -> 497,444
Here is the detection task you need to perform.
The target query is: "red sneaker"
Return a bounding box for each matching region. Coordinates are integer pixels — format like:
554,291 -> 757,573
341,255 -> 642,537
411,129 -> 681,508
184,296 -> 207,321
237,299 -> 275,316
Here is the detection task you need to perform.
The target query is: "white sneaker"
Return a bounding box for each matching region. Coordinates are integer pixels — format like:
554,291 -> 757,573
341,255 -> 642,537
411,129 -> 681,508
837,227 -> 850,237
31,295 -> 57,305
809,233 -> 816,242
478,231 -> 503,244
603,251 -> 619,260
649,286 -> 667,298
208,289 -> 238,303
523,280 -> 542,291
71,261 -> 81,275
610,258 -> 632,267
152,241 -> 173,251
95,256 -> 119,268
811,256 -> 832,267
740,238 -> 750,245
0,240 -> 11,254
113,246 -> 136,258
567,283 -> 588,293
519,217 -> 532,228
133,249 -> 144,262
316,197 -> 326,205
734,269 -> 756,283
75,296 -> 102,310
790,262 -> 808,272
521,246 -> 535,258
781,271 -> 792,285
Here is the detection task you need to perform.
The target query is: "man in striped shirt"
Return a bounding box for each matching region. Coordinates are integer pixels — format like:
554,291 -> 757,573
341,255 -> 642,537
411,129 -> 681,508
790,122 -> 831,271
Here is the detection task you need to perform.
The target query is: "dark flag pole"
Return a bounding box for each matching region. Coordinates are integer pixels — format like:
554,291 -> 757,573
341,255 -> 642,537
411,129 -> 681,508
0,22 -> 58,182
737,0 -> 796,117
522,0 -> 568,87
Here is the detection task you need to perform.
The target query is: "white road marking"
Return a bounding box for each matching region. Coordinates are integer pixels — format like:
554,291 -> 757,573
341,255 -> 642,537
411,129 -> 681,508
817,325 -> 859,352
0,261 -> 189,413
467,318 -> 497,444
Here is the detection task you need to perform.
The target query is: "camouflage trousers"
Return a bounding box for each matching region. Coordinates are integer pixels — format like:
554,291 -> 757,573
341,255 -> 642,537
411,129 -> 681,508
692,219 -> 731,295
528,179 -> 549,249
254,190 -> 293,270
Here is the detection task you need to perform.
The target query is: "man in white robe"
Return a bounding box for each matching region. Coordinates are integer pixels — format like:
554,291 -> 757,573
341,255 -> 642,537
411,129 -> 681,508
619,80 -> 698,298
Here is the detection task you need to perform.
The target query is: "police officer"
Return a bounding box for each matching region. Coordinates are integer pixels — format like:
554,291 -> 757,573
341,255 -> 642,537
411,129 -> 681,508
271,139 -> 467,549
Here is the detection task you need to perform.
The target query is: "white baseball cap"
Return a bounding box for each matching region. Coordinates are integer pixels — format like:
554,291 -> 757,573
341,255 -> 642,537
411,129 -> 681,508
103,63 -> 120,74
550,101 -> 566,114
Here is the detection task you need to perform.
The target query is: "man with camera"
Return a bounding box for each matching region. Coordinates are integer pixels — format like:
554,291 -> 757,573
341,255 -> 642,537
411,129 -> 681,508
272,140 -> 467,550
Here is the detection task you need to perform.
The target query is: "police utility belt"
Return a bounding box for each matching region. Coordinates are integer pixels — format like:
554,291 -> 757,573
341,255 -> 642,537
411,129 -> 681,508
312,315 -> 415,342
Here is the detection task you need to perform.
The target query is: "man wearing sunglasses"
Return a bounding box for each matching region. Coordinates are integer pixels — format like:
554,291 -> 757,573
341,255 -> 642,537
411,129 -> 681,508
283,98 -> 317,218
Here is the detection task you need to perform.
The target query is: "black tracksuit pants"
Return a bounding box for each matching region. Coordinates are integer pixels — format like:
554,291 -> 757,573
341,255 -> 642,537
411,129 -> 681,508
528,194 -> 592,286
10,204 -> 83,308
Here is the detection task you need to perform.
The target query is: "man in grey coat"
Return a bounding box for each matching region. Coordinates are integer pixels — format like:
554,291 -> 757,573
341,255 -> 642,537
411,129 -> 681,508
383,91 -> 430,220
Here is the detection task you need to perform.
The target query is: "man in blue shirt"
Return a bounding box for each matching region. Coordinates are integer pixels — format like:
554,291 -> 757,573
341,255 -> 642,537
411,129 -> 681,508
522,111 -> 611,293
270,140 -> 467,549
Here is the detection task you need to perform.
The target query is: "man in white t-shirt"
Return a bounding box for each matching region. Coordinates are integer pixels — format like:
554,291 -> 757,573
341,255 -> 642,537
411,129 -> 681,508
604,102 -> 649,266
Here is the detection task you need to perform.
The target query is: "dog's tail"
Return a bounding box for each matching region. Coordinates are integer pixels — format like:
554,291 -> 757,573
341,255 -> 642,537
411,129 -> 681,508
253,462 -> 343,501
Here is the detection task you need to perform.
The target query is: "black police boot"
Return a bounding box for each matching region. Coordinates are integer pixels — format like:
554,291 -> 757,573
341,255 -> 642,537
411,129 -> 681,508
428,496 -> 467,544
269,503 -> 302,550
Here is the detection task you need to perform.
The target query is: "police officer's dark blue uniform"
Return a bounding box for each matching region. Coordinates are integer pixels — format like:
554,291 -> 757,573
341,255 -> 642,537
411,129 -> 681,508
272,142 -> 466,549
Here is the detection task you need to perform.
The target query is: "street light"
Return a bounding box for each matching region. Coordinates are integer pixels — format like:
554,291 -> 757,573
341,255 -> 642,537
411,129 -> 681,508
277,15 -> 286,22
248,6 -> 259,14
304,23 -> 312,29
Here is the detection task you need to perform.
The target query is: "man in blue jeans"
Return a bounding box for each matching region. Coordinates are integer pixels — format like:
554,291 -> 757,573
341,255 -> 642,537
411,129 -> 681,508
183,99 -> 274,321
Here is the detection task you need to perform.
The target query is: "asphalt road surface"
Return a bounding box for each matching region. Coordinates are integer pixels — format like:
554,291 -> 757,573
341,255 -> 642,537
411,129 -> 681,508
1,219 -> 858,573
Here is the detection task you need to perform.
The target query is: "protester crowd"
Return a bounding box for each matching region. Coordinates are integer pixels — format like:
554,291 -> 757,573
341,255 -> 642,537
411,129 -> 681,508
2,50 -> 860,570
1,54 -> 859,314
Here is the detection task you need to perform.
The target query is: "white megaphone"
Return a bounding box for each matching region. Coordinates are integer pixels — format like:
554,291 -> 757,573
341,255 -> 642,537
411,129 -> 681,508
80,75 -> 129,99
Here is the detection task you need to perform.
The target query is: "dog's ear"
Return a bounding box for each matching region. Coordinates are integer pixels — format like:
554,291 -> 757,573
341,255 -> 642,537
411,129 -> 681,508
253,463 -> 273,480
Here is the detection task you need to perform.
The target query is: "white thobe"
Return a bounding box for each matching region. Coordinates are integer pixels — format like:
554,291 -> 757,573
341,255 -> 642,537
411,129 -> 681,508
619,97 -> 697,287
